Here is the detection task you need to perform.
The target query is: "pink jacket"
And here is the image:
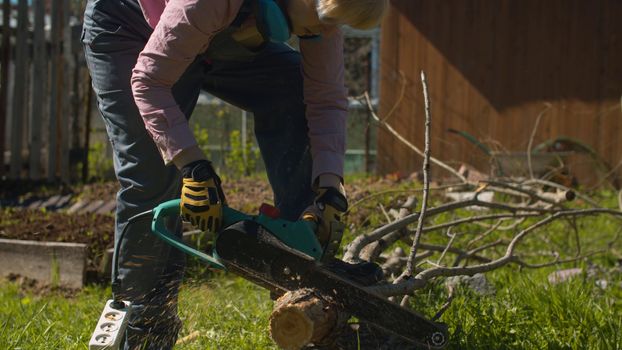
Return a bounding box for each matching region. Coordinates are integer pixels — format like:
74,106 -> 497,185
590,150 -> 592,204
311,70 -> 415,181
131,0 -> 348,181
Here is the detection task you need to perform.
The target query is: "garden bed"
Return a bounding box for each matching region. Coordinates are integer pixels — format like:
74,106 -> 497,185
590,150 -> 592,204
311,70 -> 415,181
0,208 -> 115,284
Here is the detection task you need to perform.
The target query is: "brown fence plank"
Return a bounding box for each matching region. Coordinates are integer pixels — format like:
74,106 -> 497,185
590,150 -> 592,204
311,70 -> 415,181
29,0 -> 48,180
9,0 -> 29,179
59,0 -> 73,183
0,0 -> 10,177
48,0 -> 62,181
3,0 -> 85,182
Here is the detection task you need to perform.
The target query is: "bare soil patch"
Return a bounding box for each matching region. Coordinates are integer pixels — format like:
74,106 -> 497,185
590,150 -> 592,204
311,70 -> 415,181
0,208 -> 114,274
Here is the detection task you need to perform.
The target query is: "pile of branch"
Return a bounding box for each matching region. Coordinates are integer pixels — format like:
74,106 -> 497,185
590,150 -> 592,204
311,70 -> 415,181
344,181 -> 621,298
345,71 -> 622,308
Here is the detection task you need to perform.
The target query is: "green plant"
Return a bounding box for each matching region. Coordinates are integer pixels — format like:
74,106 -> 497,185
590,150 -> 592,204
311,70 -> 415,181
193,123 -> 210,156
88,141 -> 114,181
224,129 -> 260,178
50,253 -> 60,287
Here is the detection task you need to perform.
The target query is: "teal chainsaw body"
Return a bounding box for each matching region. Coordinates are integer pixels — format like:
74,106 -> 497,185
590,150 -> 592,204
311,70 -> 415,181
150,199 -> 323,270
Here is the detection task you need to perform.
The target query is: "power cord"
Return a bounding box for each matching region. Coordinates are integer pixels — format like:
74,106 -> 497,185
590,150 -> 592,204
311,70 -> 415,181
110,209 -> 153,308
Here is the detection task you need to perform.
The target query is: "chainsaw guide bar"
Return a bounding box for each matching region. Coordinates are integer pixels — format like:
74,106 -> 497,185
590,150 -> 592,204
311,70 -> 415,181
215,220 -> 449,349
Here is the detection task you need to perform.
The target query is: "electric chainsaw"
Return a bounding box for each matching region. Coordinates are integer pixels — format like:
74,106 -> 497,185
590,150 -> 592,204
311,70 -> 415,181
157,199 -> 448,348
90,200 -> 448,349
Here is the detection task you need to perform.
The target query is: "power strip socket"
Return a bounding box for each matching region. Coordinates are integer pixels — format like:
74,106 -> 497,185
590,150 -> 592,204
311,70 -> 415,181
88,300 -> 132,350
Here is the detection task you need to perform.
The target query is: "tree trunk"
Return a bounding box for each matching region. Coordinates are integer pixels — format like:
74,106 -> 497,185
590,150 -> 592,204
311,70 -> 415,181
269,289 -> 342,350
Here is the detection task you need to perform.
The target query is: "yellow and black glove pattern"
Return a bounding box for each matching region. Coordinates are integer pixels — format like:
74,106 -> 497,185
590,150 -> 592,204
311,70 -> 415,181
302,186 -> 348,246
180,160 -> 226,233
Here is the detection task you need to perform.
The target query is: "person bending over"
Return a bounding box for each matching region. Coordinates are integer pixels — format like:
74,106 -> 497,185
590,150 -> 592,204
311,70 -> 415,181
82,0 -> 387,348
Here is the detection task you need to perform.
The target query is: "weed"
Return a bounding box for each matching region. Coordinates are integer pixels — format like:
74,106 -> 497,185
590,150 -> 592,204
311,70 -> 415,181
50,254 -> 60,288
88,141 -> 114,181
193,123 -> 210,157
224,129 -> 260,178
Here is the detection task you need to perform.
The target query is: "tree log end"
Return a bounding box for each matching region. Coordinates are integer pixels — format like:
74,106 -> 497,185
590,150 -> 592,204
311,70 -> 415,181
269,289 -> 338,350
269,305 -> 315,349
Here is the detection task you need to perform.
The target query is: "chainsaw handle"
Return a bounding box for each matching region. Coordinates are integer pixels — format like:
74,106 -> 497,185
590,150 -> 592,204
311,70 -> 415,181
153,199 -> 323,263
151,199 -> 226,269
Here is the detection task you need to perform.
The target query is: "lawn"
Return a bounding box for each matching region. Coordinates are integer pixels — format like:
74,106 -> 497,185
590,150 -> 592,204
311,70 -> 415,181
1,263 -> 620,349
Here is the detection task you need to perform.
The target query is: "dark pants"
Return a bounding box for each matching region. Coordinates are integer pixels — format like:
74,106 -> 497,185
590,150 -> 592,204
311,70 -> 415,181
82,0 -> 313,348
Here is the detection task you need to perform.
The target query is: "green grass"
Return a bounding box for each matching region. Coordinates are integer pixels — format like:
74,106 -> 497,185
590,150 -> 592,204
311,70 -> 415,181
0,276 -> 278,350
176,277 -> 278,349
1,262 -> 620,349
410,265 -> 622,349
0,283 -> 109,349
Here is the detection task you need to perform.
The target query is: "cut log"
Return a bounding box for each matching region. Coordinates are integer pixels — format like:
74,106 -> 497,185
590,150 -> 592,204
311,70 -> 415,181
269,288 -> 342,350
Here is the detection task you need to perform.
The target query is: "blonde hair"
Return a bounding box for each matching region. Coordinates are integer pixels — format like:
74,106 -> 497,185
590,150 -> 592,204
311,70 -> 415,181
316,0 -> 388,30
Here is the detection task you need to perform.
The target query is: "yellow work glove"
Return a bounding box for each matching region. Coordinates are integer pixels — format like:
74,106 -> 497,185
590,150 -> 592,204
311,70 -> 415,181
302,186 -> 348,247
180,160 -> 226,232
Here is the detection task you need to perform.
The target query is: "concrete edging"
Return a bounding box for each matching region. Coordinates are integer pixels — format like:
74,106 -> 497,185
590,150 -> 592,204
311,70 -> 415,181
0,238 -> 87,289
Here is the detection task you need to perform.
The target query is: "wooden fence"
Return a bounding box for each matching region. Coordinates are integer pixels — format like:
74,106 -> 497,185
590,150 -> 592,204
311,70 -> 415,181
1,0 -> 90,183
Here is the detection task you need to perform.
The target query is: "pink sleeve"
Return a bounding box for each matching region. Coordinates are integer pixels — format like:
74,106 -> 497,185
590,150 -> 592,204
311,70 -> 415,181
299,28 -> 349,181
131,0 -> 243,164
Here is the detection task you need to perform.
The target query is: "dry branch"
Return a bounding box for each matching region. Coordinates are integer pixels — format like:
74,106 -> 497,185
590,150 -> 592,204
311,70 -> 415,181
360,91 -> 466,182
523,178 -> 601,207
482,180 -> 574,208
343,198 -> 556,262
465,220 -> 504,248
402,71 -> 433,278
345,184 -> 458,216
364,208 -> 622,297
527,103 -> 553,179
359,196 -> 417,262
